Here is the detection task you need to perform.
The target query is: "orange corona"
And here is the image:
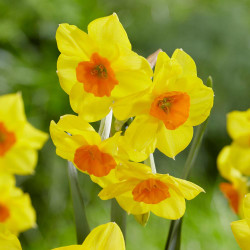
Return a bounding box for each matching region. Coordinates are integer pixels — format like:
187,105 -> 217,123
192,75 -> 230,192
0,122 -> 16,157
220,182 -> 240,214
132,178 -> 170,204
74,145 -> 117,177
0,203 -> 10,222
76,53 -> 119,97
150,91 -> 190,130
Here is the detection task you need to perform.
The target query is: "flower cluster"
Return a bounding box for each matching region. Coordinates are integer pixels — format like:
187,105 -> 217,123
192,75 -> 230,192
0,93 -> 47,248
217,109 -> 250,248
50,13 -> 214,248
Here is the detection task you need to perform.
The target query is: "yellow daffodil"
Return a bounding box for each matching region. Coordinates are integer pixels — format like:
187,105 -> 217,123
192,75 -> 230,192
217,144 -> 249,216
0,93 -> 48,175
52,222 -> 125,250
231,193 -> 250,250
99,161 -> 204,219
113,50 -> 214,161
56,13 -> 152,122
227,109 -> 250,147
50,115 -> 126,187
0,174 -> 36,235
0,225 -> 22,250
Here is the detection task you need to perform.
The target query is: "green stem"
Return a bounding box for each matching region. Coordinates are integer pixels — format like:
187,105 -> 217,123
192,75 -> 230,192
68,161 -> 90,244
111,199 -> 127,239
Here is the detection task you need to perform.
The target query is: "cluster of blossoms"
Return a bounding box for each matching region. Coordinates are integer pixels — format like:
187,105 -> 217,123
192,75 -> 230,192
217,109 -> 250,249
0,93 -> 48,249
50,13 -> 214,249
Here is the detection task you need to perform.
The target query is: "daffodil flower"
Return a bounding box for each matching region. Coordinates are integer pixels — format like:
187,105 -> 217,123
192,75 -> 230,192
231,193 -> 250,250
113,50 -> 214,161
0,174 -> 36,235
0,93 -> 48,175
50,115 -> 126,187
99,161 -> 204,219
52,222 -> 125,250
56,13 -> 152,122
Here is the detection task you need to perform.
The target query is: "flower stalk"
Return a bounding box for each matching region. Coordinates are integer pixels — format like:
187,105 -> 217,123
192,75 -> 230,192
68,161 -> 90,244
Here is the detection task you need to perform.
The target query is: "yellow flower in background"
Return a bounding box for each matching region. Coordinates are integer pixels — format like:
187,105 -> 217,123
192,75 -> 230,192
0,93 -> 48,175
52,222 -> 125,250
217,143 -> 250,180
227,109 -> 250,147
0,225 -> 22,249
50,115 -> 126,187
56,13 -> 152,122
217,144 -> 249,216
0,174 -> 36,235
231,193 -> 250,250
113,50 -> 214,161
99,161 -> 204,219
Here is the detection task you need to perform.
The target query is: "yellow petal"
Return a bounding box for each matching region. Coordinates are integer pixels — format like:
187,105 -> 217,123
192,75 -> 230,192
115,161 -> 152,181
168,177 -> 205,200
0,144 -> 37,175
70,82 -> 113,122
6,193 -> 36,235
217,144 -> 250,183
81,222 -> 125,250
231,219 -> 250,250
154,51 -> 171,78
116,194 -> 150,215
22,123 -> 48,149
123,116 -> 159,162
172,49 -> 197,77
57,54 -> 80,94
88,13 -> 131,50
229,143 -> 250,176
99,132 -> 121,156
56,115 -> 95,136
156,123 -> 193,159
56,23 -> 95,57
0,93 -> 26,130
111,69 -> 153,99
112,89 -> 152,121
151,188 -> 186,219
99,180 -> 139,200
0,226 -> 22,250
227,109 -> 250,146
152,52 -> 182,95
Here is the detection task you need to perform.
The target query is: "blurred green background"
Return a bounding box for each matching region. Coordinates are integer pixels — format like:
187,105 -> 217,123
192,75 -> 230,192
1,0 -> 250,249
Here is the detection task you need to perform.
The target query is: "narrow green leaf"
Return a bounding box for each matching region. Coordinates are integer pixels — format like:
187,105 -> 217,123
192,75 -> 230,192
68,161 -> 90,244
165,219 -> 183,250
111,199 -> 127,239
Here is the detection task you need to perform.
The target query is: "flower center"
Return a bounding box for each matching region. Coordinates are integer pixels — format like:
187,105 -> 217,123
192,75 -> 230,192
73,145 -> 117,177
0,203 -> 10,222
0,122 -> 16,157
220,183 -> 239,214
150,91 -> 190,130
132,178 -> 170,204
76,53 -> 118,97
